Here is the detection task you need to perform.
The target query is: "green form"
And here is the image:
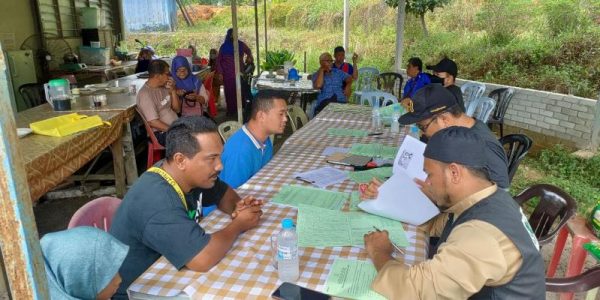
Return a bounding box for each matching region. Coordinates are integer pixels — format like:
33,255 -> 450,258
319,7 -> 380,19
349,191 -> 361,211
270,185 -> 348,210
327,128 -> 369,137
297,205 -> 409,247
349,143 -> 398,160
324,259 -> 387,300
347,167 -> 393,184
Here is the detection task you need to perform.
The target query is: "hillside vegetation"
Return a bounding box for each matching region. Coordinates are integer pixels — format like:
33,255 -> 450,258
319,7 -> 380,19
128,0 -> 600,98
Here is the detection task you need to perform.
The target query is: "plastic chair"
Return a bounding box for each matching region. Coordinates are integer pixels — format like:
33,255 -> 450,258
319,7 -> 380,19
287,105 -> 308,133
499,134 -> 533,183
547,264 -> 600,300
466,96 -> 496,123
514,184 -> 577,246
67,197 -> 122,232
218,121 -> 242,142
18,83 -> 47,109
136,109 -> 165,169
353,67 -> 380,102
461,82 -> 486,110
123,65 -> 137,76
487,88 -> 515,137
360,91 -> 398,107
377,72 -> 404,99
105,69 -> 119,81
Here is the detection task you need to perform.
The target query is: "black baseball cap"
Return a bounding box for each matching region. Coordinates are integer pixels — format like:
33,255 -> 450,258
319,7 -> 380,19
426,58 -> 458,78
399,84 -> 458,125
424,126 -> 489,171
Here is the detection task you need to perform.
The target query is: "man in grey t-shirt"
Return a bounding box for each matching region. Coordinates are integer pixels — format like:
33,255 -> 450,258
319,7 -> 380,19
137,60 -> 181,145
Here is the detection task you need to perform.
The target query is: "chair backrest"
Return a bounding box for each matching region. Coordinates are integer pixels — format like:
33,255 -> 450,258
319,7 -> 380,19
546,265 -> 600,294
461,82 -> 486,109
135,108 -> 164,149
471,96 -> 496,123
514,184 -> 577,246
499,134 -> 533,182
356,67 -> 380,93
18,83 -> 47,109
377,72 -> 404,99
67,197 -> 122,232
123,65 -> 137,76
488,87 -> 515,121
360,91 -> 398,107
218,121 -> 242,142
287,105 -> 308,132
105,69 -> 119,81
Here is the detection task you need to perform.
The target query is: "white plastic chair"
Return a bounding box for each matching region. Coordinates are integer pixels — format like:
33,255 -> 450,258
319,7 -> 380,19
353,67 -> 380,102
218,121 -> 242,142
461,82 -> 486,110
360,91 -> 398,107
467,96 -> 496,123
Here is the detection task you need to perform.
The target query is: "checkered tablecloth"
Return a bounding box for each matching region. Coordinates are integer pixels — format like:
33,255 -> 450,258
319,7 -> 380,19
128,104 -> 427,299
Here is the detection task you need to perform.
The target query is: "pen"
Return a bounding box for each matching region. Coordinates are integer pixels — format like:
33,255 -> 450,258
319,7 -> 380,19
295,176 -> 315,184
373,226 -> 405,255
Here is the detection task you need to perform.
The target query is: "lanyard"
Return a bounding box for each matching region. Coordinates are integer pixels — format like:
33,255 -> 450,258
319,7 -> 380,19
147,167 -> 195,220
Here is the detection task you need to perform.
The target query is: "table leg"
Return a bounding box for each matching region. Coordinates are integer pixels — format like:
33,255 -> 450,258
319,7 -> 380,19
122,122 -> 139,186
110,138 -> 126,198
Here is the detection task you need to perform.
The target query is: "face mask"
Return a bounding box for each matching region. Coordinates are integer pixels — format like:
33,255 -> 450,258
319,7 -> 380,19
429,74 -> 444,84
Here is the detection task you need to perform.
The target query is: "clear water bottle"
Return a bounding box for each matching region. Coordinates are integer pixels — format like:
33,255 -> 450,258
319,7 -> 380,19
390,105 -> 401,134
371,97 -> 382,133
409,124 -> 420,139
277,219 -> 299,282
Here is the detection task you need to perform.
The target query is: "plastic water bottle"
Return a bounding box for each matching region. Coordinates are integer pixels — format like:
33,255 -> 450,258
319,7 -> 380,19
277,219 -> 299,282
371,98 -> 382,133
409,124 -> 420,139
390,105 -> 401,134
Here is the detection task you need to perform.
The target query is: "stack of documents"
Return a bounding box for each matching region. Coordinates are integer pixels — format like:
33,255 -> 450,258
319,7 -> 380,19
294,166 -> 348,188
271,185 -> 348,210
349,143 -> 398,160
325,259 -> 387,300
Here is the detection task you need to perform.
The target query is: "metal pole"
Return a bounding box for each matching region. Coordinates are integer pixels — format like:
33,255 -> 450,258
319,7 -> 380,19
343,0 -> 349,50
394,0 -> 407,72
231,0 -> 243,124
0,45 -> 49,299
254,0 -> 260,75
263,0 -> 268,54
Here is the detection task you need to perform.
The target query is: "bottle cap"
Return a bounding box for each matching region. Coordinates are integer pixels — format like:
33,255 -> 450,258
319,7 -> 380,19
282,218 -> 294,229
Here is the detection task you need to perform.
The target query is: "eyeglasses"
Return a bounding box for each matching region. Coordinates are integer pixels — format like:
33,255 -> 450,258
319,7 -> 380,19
320,59 -> 334,63
416,115 -> 438,132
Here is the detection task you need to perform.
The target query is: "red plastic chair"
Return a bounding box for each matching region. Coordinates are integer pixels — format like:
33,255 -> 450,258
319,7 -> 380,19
547,264 -> 600,300
136,108 -> 166,169
203,73 -> 218,118
67,197 -> 122,232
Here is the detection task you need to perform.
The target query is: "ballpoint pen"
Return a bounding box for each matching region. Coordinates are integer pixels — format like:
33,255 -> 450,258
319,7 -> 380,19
373,226 -> 405,255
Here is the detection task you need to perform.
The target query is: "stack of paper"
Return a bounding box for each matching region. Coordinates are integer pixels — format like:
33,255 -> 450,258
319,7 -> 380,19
347,167 -> 393,184
294,166 -> 348,188
349,143 -> 398,160
324,259 -> 387,300
297,205 -> 409,248
270,185 -> 348,210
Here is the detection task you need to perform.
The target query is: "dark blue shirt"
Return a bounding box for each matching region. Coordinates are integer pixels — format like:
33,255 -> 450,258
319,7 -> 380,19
403,72 -> 431,99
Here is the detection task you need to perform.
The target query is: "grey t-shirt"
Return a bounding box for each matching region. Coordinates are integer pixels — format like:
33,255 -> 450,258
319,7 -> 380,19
471,120 -> 510,189
110,169 -> 227,299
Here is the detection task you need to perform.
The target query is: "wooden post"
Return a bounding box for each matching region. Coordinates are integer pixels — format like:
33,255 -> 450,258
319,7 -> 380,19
0,44 -> 49,299
394,0 -> 406,72
231,0 -> 243,124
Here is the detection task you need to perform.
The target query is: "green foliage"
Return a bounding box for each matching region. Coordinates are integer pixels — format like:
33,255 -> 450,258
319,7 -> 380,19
406,0 -> 450,17
262,50 -> 296,71
543,0 -> 593,37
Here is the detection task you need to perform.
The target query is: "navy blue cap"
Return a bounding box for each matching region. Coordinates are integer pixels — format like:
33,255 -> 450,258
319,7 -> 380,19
424,126 -> 489,170
426,57 -> 458,78
399,84 -> 458,125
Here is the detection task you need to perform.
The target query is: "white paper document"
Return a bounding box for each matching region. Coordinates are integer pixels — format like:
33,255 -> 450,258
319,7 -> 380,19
358,172 -> 439,225
294,166 -> 348,188
393,135 -> 427,180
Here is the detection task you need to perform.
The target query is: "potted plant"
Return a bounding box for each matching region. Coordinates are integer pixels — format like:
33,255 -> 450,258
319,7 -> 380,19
262,50 -> 296,77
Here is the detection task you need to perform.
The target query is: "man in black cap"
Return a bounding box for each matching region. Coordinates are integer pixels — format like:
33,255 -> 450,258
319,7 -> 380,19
427,57 -> 465,111
364,126 -> 545,299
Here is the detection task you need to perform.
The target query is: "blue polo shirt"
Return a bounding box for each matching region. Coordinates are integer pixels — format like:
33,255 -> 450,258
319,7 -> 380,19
403,72 -> 431,99
220,125 -> 273,189
312,68 -> 350,105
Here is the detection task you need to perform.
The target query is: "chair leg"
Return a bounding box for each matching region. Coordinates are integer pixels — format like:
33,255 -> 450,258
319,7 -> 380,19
499,123 -> 503,138
547,226 -> 568,277
560,235 -> 592,300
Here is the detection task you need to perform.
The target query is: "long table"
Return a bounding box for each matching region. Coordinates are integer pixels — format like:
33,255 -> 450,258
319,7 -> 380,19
127,103 -> 427,299
16,104 -> 125,201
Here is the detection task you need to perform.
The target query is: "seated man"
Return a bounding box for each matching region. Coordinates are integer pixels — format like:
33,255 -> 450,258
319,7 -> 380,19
312,52 -> 353,114
220,90 -> 288,189
137,60 -> 181,146
427,57 -> 465,111
110,116 -> 263,300
402,57 -> 431,100
363,127 -> 545,299
400,84 -> 509,189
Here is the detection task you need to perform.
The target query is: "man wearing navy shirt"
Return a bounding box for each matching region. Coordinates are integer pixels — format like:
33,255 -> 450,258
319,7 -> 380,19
219,90 -> 288,189
333,46 -> 358,81
402,57 -> 431,100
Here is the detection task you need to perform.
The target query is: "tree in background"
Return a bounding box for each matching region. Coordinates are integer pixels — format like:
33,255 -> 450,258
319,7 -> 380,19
385,0 -> 450,37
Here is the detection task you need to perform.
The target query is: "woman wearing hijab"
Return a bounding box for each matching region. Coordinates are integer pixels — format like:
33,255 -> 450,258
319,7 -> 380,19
216,28 -> 253,116
40,226 -> 129,300
171,55 -> 209,117
134,47 -> 154,73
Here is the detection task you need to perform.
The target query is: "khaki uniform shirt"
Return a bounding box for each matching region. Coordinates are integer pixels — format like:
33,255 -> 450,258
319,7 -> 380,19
137,83 -> 178,129
372,185 -> 524,299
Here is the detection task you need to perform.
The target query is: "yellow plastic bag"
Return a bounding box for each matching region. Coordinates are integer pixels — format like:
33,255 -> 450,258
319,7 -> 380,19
29,113 -> 110,137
